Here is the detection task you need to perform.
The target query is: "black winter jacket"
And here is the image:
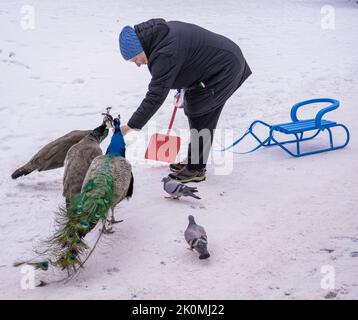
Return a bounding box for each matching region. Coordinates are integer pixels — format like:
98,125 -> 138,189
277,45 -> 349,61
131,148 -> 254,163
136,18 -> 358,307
127,19 -> 252,130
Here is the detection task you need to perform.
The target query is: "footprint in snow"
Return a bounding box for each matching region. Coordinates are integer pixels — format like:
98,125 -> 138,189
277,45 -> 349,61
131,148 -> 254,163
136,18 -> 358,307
2,59 -> 30,69
106,267 -> 120,274
5,193 -> 17,198
16,181 -> 61,192
320,248 -> 335,254
72,78 -> 85,84
333,236 -> 358,243
190,204 -> 207,210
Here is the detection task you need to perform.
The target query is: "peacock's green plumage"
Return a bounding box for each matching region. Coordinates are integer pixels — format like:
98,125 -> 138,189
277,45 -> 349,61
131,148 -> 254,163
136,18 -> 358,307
49,157 -> 115,270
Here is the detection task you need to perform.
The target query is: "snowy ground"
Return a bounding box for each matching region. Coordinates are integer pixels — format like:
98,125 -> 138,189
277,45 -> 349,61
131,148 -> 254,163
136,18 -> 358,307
1,0 -> 358,300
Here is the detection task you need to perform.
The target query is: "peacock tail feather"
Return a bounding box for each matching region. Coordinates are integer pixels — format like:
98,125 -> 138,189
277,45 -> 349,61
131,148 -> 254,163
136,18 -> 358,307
46,157 -> 115,271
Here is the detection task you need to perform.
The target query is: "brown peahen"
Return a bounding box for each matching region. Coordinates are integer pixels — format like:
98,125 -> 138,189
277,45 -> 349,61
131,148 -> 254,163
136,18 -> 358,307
11,130 -> 91,179
63,123 -> 109,205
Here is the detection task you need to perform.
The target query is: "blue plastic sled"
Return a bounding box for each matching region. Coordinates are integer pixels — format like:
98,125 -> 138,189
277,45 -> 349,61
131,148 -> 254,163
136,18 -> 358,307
222,98 -> 350,157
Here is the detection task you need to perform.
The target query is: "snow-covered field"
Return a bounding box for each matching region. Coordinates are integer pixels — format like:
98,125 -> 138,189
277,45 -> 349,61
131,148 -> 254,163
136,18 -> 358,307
1,0 -> 357,300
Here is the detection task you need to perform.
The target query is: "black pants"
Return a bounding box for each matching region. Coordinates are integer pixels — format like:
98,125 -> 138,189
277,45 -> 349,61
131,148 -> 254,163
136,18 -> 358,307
187,104 -> 224,171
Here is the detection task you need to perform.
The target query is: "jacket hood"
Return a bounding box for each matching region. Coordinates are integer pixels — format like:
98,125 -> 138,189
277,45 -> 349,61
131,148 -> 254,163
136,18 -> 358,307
134,18 -> 170,59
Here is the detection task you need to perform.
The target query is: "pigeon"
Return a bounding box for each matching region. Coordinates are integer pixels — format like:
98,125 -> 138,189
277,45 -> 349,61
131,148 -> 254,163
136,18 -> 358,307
184,215 -> 210,260
161,176 -> 201,200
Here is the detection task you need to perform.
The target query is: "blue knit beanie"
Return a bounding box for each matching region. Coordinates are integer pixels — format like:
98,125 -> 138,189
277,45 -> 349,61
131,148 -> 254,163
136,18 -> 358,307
119,26 -> 144,60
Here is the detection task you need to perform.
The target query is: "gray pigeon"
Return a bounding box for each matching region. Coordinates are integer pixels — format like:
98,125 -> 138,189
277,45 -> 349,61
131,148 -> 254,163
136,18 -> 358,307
184,215 -> 210,259
161,176 -> 201,200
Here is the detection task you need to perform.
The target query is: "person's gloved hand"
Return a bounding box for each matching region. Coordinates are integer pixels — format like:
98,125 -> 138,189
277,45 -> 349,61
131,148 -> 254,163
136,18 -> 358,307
175,89 -> 186,108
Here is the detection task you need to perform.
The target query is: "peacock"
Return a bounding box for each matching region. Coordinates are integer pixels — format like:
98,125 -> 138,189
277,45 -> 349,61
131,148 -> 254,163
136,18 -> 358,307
15,115 -> 134,279
11,130 -> 91,179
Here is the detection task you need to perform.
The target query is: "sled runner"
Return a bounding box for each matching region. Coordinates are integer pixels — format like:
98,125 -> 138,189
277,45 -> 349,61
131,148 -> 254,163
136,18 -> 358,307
222,98 -> 350,157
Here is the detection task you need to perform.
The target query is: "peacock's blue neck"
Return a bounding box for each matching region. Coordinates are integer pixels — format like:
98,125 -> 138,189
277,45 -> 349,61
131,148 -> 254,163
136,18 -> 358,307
106,122 -> 126,157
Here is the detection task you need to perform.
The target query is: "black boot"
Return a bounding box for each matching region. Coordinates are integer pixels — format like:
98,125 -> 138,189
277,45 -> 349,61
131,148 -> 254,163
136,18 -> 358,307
169,159 -> 187,172
168,166 -> 206,183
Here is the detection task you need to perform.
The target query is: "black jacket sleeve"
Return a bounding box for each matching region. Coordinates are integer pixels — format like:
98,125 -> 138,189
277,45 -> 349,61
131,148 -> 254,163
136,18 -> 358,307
127,54 -> 181,130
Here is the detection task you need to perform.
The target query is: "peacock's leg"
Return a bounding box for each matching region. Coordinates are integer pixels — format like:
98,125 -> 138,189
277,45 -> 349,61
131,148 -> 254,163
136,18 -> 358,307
102,219 -> 114,234
108,208 -> 123,224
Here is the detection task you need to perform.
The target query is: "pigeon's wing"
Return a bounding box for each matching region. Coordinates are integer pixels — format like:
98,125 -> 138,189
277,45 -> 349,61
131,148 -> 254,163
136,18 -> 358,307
181,185 -> 200,199
184,227 -> 200,245
183,191 -> 201,199
183,186 -> 198,192
176,184 -> 188,195
193,224 -> 207,239
164,179 -> 182,194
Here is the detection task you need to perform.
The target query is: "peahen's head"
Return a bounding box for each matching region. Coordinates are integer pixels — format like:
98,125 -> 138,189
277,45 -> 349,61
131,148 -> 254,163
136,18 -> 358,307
103,113 -> 114,130
91,113 -> 115,142
106,115 -> 126,157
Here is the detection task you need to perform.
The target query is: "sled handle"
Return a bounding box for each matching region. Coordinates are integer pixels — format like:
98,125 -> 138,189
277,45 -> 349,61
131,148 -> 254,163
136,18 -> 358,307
290,98 -> 339,122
